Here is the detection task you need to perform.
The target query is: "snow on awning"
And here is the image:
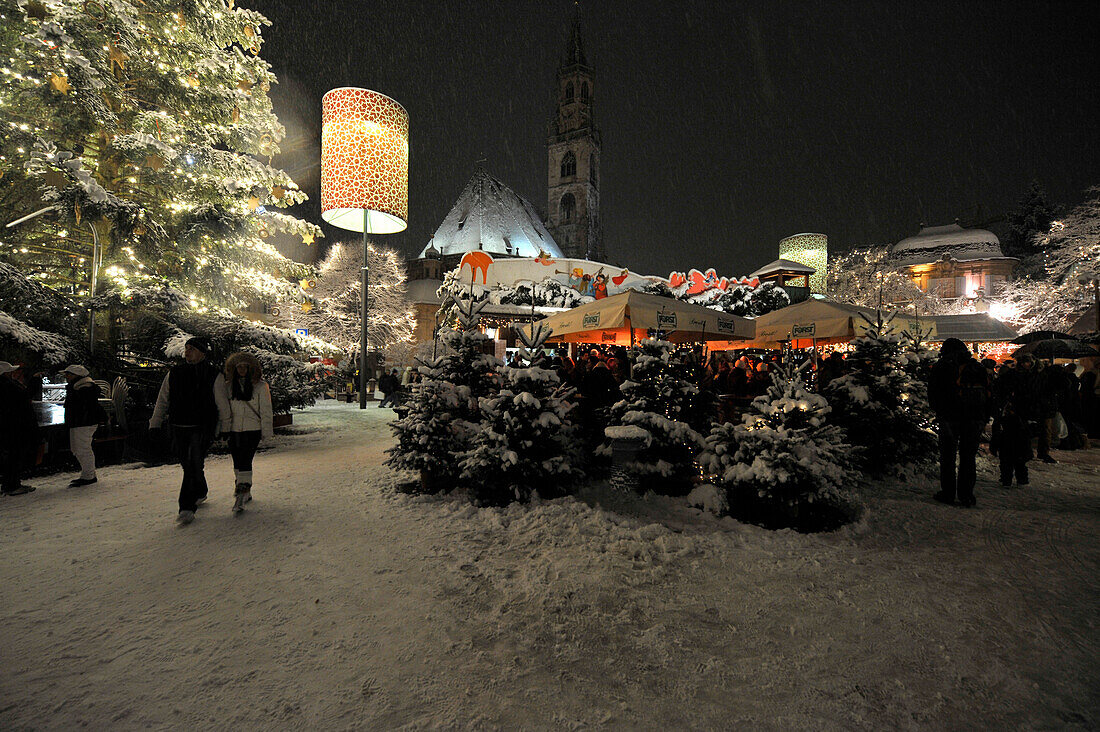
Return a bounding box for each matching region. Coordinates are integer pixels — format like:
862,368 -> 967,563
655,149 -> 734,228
928,313 -> 1018,342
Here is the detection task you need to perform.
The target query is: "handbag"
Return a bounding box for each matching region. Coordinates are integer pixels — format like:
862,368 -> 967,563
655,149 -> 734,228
1052,412 -> 1069,441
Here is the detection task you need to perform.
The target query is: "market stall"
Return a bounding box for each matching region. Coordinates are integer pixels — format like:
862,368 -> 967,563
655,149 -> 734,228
740,298 -> 937,349
524,289 -> 754,345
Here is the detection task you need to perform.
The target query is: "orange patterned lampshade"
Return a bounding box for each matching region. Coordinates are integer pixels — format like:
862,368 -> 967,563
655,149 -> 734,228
321,87 -> 409,234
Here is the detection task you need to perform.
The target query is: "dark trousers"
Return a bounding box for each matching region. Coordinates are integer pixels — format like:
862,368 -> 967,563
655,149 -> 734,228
228,430 -> 261,472
1037,416 -> 1054,457
378,390 -> 401,408
172,425 -> 213,512
1,444 -> 26,491
938,420 -> 982,501
999,456 -> 1029,486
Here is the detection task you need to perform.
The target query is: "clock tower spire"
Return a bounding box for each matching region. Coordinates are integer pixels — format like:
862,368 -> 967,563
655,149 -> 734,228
547,6 -> 603,261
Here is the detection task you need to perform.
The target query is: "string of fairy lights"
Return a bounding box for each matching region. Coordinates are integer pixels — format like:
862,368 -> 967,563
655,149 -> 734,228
1,0 -> 321,316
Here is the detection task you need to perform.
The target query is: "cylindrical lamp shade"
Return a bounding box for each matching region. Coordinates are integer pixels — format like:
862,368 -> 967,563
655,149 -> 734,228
779,233 -> 828,295
321,88 -> 408,233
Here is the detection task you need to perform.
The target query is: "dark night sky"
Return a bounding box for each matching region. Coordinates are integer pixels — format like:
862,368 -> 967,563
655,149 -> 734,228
248,0 -> 1099,277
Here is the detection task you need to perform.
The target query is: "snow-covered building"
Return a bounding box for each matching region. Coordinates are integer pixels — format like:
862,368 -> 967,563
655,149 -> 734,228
417,169 -> 562,263
890,222 -> 1017,300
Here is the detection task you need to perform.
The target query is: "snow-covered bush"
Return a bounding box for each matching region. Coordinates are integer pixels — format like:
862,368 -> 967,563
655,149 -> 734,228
699,364 -> 858,532
598,339 -> 704,496
461,322 -> 581,506
704,281 -> 790,317
492,278 -> 591,309
823,313 -> 937,474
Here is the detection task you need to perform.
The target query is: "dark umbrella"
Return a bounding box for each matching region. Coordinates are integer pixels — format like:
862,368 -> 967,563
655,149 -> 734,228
1012,339 -> 1100,360
1011,330 -> 1073,344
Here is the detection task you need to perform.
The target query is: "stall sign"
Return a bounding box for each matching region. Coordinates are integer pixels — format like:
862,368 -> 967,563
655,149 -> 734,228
792,323 -> 816,338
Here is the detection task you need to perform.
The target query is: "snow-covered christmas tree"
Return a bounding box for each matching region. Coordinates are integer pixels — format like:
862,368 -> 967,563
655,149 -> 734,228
461,322 -> 580,506
0,0 -> 320,313
385,353 -> 461,492
273,240 -> 414,357
387,297 -> 501,493
823,312 -> 937,474
699,362 -> 857,532
598,338 -> 704,496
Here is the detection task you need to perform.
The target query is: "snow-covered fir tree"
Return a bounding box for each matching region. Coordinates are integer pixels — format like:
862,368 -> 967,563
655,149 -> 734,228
699,362 -> 857,532
461,322 -> 580,506
599,338 -> 704,495
385,353 -> 461,492
387,297 -> 501,493
273,240 -> 414,357
0,0 -> 319,309
823,312 -> 936,474
0,260 -> 82,363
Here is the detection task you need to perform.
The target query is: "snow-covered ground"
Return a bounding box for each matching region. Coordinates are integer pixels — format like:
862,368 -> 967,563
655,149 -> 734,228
1,401 -> 1097,729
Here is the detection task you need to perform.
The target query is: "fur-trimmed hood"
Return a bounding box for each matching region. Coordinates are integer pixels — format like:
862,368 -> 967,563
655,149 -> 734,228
224,351 -> 263,382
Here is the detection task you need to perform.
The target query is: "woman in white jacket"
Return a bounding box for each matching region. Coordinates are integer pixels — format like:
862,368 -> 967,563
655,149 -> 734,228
222,352 -> 273,513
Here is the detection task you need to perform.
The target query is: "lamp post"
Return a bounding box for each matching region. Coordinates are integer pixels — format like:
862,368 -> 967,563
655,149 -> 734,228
320,88 -> 409,408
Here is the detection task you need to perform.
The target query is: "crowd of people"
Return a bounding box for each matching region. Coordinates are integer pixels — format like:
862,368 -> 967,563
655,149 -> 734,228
3,334 -> 1098,516
930,338 -> 1099,507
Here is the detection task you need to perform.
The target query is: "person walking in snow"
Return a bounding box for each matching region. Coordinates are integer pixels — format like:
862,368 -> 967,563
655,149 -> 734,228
149,337 -> 230,524
377,368 -> 402,408
222,352 -> 274,513
0,361 -> 39,496
62,365 -> 105,488
929,338 -> 990,507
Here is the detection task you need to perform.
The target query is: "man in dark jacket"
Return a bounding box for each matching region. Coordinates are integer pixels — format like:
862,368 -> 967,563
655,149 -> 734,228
0,361 -> 39,495
377,368 -> 401,408
62,364 -> 105,487
149,337 -> 230,524
928,338 -> 990,507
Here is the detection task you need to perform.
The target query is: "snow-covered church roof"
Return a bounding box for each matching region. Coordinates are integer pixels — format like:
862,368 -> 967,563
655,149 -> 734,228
418,169 -> 563,259
890,223 -> 1009,267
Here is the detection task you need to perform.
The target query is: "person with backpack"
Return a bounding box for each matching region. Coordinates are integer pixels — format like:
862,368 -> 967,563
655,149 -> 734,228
62,365 -> 105,487
929,338 -> 990,507
149,337 -> 230,524
222,352 -> 274,514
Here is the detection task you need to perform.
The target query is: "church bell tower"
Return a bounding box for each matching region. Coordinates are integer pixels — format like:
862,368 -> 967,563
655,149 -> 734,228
547,13 -> 603,261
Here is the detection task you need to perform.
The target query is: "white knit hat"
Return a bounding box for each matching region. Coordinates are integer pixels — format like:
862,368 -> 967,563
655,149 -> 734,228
0,361 -> 20,375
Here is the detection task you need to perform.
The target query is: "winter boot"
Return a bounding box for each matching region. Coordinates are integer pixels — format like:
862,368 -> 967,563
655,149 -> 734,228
233,481 -> 252,513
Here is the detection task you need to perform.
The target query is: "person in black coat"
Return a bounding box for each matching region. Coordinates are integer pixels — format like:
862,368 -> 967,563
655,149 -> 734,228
62,364 -> 105,487
929,338 -> 990,507
0,361 -> 39,495
148,337 -> 230,524
377,369 -> 401,408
